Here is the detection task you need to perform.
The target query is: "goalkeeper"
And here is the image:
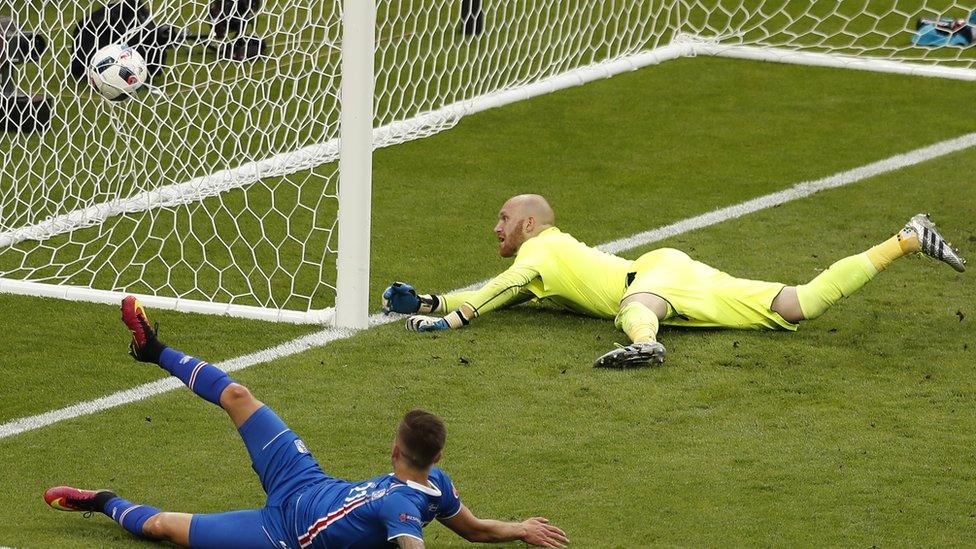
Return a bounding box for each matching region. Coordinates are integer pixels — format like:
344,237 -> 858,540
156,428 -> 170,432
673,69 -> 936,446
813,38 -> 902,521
384,194 -> 967,368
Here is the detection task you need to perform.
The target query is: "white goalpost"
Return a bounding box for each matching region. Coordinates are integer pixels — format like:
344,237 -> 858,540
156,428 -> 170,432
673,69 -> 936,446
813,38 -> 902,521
335,0 -> 374,330
0,1 -> 973,327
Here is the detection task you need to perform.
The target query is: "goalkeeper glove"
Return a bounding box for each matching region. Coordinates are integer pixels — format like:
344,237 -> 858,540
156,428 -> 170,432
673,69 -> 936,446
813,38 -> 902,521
382,282 -> 441,314
405,303 -> 476,332
406,315 -> 451,332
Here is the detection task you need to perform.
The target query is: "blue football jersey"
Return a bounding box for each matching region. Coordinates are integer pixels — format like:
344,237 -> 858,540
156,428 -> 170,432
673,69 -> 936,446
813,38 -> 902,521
294,467 -> 462,548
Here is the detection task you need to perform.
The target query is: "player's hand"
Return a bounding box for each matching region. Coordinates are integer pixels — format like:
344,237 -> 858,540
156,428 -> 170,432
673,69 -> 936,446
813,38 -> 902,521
383,282 -> 441,315
520,517 -> 569,548
383,282 -> 421,314
405,315 -> 450,332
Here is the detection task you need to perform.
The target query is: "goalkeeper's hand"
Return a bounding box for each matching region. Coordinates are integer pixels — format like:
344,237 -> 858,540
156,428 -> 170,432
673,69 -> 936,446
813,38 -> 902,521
405,304 -> 476,333
382,282 -> 440,315
406,315 -> 450,332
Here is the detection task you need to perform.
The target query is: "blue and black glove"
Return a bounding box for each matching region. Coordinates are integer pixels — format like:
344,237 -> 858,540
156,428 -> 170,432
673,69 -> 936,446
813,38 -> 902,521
382,282 -> 441,314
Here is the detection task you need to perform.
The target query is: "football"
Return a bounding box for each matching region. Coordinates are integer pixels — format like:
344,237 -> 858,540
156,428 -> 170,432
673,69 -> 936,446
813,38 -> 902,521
87,43 -> 148,101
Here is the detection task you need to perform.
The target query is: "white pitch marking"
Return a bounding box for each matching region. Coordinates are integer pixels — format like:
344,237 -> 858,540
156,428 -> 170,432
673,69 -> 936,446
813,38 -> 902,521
1,132 -> 975,440
599,131 -> 976,254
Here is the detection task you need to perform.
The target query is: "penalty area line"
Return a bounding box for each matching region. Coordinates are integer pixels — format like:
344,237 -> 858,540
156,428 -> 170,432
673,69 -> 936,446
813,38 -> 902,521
1,131 -> 975,440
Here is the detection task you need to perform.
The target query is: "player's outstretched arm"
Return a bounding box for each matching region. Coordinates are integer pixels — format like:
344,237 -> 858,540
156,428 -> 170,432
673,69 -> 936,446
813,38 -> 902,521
440,505 -> 569,547
404,264 -> 540,333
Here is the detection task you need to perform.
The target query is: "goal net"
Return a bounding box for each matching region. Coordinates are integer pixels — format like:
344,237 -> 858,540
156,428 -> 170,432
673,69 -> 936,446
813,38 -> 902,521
0,0 -> 971,325
681,1 -> 976,78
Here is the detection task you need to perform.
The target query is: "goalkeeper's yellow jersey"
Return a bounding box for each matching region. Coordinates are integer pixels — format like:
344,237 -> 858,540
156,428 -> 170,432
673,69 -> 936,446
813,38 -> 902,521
442,226 -> 797,331
443,227 -> 634,319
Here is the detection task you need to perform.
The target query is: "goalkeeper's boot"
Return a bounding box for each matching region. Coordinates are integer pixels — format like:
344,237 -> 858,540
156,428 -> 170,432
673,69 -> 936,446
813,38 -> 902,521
593,341 -> 666,368
44,486 -> 116,513
121,295 -> 164,363
902,213 -> 967,273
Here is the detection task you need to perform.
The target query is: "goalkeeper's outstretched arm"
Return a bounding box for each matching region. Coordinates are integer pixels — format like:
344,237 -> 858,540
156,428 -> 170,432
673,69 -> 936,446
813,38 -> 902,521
440,287 -> 535,315
384,263 -> 539,332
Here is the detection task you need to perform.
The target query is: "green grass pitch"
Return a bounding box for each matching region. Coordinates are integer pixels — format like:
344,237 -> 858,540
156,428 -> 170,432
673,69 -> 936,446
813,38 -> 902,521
1,56 -> 975,546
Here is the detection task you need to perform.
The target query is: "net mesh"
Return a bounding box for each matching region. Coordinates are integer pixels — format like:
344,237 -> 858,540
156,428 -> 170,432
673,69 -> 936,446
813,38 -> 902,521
684,1 -> 976,68
1,0 -> 341,313
0,0 -> 971,319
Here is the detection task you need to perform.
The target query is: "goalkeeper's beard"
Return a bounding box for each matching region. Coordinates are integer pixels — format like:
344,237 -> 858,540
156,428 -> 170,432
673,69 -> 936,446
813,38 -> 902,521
498,220 -> 526,258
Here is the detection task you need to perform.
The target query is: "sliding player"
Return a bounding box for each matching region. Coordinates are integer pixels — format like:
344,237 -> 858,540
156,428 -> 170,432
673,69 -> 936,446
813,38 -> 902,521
44,297 -> 569,548
384,194 -> 966,367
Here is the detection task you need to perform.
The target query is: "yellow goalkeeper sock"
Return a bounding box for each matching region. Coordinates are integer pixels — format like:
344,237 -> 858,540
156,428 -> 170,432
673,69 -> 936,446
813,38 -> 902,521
796,253 -> 877,320
865,233 -> 918,271
615,302 -> 659,343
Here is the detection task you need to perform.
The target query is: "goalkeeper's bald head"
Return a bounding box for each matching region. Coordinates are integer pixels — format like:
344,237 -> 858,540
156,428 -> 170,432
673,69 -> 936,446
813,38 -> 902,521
495,194 -> 555,257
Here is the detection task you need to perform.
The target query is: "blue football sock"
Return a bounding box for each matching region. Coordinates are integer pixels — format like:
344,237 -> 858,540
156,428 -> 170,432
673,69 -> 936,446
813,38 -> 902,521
158,347 -> 234,406
103,496 -> 161,539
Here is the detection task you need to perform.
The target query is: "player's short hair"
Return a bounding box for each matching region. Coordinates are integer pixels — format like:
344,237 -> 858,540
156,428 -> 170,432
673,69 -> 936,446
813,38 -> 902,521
397,409 -> 446,469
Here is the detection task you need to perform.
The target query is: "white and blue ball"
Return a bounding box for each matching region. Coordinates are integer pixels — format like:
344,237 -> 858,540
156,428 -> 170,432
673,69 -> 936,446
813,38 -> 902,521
87,44 -> 148,101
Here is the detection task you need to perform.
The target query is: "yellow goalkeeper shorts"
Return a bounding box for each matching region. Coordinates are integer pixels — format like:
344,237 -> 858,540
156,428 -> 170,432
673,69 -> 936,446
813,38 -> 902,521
623,248 -> 798,331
